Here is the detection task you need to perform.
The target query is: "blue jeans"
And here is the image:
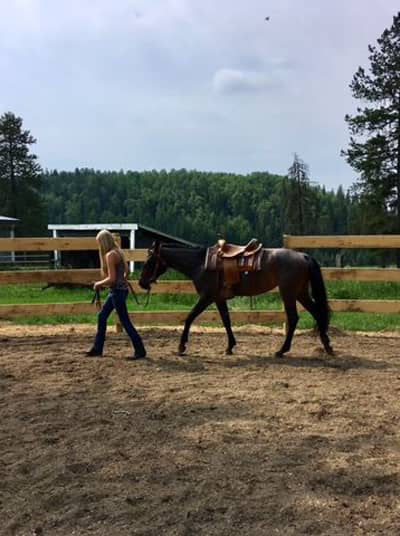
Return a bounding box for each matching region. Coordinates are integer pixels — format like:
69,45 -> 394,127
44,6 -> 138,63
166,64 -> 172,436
93,288 -> 145,355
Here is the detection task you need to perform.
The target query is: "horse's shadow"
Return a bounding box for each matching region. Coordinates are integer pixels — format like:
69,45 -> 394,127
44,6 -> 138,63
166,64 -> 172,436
152,349 -> 397,372
267,352 -> 395,371
148,355 -> 209,373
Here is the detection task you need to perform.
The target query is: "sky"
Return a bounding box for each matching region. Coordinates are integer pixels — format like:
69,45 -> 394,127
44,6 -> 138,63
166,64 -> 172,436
1,0 -> 399,191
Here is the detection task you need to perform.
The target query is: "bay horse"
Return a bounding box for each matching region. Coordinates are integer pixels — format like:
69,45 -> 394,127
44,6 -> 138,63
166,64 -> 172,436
139,242 -> 334,358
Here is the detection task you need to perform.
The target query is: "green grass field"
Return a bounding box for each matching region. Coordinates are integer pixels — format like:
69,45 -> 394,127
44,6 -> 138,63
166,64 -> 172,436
2,279 -> 400,331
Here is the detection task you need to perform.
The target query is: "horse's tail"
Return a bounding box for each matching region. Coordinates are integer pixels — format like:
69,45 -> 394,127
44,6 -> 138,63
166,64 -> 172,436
308,256 -> 331,334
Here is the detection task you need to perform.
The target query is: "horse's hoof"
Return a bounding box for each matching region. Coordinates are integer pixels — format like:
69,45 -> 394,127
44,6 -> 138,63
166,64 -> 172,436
178,345 -> 186,356
274,351 -> 284,358
326,347 -> 335,356
226,348 -> 233,355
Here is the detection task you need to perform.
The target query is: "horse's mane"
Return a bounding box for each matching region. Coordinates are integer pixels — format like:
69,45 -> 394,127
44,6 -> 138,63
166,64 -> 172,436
159,242 -> 207,254
160,241 -> 204,249
156,242 -> 206,277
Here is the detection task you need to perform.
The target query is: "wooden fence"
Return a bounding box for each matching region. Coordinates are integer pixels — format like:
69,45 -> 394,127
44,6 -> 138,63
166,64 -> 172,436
1,235 -> 400,324
0,237 -> 285,325
283,234 -> 400,314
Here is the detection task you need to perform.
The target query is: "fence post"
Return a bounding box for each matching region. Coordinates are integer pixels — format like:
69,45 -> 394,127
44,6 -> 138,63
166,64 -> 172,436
335,250 -> 344,268
283,234 -> 289,249
10,227 -> 15,264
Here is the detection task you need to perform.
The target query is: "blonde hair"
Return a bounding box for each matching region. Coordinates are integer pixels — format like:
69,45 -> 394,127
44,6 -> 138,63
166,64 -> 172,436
96,229 -> 126,275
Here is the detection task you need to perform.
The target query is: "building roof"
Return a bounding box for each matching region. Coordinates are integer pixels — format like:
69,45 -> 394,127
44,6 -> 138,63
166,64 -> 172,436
48,223 -> 138,231
0,216 -> 20,226
47,222 -> 200,247
138,224 -> 200,247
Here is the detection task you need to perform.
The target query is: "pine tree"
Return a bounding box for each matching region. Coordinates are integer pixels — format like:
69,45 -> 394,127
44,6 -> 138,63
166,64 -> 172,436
342,12 -> 400,234
0,112 -> 44,234
284,153 -> 312,234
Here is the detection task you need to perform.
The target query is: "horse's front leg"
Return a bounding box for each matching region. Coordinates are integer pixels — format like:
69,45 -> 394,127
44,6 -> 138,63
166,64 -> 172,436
216,300 -> 236,355
178,295 -> 213,355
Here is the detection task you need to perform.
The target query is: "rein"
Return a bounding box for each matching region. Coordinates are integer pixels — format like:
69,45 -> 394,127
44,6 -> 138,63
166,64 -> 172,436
127,280 -> 140,305
143,288 -> 151,307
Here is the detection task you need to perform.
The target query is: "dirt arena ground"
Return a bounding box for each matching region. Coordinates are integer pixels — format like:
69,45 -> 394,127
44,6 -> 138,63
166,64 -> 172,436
1,323 -> 400,536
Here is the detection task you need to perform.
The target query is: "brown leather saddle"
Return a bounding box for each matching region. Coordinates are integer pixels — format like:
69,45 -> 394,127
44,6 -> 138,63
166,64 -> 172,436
205,238 -> 263,296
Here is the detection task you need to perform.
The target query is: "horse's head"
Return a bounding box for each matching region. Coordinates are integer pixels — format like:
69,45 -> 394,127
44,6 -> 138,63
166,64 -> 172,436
139,241 -> 167,290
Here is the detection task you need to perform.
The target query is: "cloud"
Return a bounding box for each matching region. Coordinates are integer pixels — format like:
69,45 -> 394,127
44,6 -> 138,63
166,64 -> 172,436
212,68 -> 275,94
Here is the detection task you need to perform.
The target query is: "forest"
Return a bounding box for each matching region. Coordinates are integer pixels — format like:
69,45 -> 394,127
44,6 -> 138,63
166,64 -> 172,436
42,167 -> 353,254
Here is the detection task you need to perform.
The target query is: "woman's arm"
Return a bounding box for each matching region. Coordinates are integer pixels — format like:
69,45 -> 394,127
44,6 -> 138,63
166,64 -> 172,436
94,251 -> 117,289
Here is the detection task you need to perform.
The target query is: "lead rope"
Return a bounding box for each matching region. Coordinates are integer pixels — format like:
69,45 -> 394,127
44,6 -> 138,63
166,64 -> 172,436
127,281 -> 141,305
91,288 -> 102,311
144,288 -> 151,307
91,283 -> 142,309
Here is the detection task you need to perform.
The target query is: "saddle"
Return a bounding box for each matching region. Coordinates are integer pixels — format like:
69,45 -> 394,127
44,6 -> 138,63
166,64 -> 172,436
205,238 -> 263,296
216,238 -> 262,258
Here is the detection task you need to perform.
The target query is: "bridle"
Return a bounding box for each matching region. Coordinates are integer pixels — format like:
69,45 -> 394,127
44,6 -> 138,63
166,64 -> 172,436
147,245 -> 166,285
141,245 -> 166,306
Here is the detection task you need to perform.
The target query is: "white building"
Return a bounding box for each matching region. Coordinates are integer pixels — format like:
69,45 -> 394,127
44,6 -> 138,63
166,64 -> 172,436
48,223 -> 198,272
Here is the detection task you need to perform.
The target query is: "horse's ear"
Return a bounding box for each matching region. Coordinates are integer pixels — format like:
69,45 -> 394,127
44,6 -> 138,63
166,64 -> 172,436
148,240 -> 160,256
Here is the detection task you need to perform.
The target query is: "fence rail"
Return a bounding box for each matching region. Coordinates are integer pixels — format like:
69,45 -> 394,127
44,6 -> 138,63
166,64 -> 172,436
0,237 -> 98,252
1,235 -> 400,324
283,234 -> 400,249
0,236 -> 148,261
2,267 -> 400,285
0,304 -> 287,324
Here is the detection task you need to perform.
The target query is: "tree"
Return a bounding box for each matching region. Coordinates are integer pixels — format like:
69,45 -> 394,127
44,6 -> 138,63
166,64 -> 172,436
342,12 -> 400,235
284,153 -> 313,234
0,112 -> 44,234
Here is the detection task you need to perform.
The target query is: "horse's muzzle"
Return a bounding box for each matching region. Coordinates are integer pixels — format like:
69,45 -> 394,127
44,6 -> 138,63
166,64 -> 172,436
139,278 -> 150,291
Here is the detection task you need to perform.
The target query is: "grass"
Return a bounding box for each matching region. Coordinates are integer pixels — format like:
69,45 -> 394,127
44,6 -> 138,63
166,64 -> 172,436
1,280 -> 400,331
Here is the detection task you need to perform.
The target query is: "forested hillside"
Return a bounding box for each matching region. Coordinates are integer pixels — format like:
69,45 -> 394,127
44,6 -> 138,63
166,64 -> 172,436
43,168 -> 353,249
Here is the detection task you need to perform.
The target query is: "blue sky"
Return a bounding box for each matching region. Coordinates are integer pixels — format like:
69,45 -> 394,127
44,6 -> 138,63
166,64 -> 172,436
1,0 -> 399,190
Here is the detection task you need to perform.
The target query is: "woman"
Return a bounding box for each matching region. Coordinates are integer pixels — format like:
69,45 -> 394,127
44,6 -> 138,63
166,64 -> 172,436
86,229 -> 147,359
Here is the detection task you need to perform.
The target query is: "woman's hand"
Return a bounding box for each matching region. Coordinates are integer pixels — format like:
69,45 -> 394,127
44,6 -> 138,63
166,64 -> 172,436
93,281 -> 102,291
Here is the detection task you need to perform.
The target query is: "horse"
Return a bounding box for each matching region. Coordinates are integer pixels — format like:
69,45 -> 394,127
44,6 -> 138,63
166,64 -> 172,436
138,241 -> 334,358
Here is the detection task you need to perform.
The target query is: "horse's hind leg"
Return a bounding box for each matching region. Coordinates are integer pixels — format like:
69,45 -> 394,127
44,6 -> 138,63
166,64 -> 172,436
216,300 -> 236,355
298,292 -> 334,355
276,295 -> 298,358
178,295 -> 213,355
